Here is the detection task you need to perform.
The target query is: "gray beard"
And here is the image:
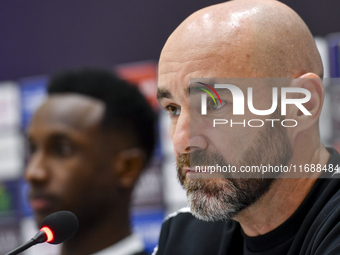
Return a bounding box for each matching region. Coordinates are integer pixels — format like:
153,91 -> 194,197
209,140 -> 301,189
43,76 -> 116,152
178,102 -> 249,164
178,110 -> 292,222
185,177 -> 276,221
186,178 -> 240,221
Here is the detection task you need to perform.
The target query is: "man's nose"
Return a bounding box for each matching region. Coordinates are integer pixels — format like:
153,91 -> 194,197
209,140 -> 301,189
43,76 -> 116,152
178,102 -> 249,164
172,109 -> 207,154
25,151 -> 49,185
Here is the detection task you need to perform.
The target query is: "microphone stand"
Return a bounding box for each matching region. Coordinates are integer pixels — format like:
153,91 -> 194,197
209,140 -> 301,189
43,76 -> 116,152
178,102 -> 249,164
5,231 -> 47,255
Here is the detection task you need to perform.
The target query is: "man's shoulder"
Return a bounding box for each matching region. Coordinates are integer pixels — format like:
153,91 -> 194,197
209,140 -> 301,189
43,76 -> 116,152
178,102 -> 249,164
153,207 -> 240,255
161,207 -> 228,234
295,155 -> 340,255
162,207 -> 192,222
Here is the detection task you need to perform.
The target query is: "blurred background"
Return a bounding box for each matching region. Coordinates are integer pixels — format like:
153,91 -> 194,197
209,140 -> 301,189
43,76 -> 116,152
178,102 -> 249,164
1,0 -> 340,254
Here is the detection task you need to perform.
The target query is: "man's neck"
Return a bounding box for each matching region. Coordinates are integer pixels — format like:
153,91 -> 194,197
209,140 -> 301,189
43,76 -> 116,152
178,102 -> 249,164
235,145 -> 330,237
60,209 -> 131,255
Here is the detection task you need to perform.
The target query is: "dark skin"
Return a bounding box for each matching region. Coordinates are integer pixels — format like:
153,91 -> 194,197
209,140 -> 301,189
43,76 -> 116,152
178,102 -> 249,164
25,94 -> 146,255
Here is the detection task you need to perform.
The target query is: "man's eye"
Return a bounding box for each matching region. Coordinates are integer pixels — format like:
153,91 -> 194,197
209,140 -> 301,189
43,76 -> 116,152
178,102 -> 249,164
28,142 -> 37,156
207,98 -> 226,110
166,105 -> 181,117
55,141 -> 74,157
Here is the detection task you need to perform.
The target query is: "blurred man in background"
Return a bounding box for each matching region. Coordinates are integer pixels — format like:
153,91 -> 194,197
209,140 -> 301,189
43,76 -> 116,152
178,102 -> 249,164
25,68 -> 156,255
155,0 -> 340,254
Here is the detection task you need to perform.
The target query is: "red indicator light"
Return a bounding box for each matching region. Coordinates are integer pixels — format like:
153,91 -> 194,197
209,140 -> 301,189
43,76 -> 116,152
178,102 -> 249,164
40,226 -> 54,242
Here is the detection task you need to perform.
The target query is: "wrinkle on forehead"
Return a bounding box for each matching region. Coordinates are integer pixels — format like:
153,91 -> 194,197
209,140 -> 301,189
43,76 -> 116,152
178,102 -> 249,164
33,94 -> 105,130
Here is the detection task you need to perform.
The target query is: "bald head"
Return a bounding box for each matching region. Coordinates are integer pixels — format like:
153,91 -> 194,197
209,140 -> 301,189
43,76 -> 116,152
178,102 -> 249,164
160,0 -> 322,78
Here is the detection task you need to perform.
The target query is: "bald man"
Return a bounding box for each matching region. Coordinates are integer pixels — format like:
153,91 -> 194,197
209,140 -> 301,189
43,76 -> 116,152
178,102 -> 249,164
154,1 -> 340,255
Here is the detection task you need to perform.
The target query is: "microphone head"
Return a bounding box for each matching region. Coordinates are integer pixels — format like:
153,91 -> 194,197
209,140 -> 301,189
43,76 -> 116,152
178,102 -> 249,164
40,211 -> 79,244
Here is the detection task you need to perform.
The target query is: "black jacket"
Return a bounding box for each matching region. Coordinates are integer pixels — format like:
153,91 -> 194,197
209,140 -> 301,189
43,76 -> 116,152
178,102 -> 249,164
153,148 -> 340,255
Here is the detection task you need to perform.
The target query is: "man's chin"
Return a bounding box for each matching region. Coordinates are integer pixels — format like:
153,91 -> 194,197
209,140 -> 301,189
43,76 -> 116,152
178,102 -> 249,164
186,189 -> 239,222
34,213 -> 46,228
33,209 -> 56,227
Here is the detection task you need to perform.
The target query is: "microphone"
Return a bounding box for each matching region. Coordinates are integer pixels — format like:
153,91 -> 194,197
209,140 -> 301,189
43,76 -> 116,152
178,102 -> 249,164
5,211 -> 79,255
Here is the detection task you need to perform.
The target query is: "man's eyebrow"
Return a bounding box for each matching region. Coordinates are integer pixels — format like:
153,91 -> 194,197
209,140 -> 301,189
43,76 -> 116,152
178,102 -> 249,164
190,84 -> 233,96
189,86 -> 204,95
157,88 -> 171,101
157,87 -> 191,101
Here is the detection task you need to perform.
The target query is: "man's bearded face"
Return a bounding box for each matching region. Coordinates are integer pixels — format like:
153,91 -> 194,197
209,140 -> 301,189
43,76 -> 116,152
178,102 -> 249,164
176,114 -> 293,221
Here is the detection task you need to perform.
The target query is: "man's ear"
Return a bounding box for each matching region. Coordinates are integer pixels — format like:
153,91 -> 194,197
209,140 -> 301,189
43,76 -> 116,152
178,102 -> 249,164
113,148 -> 147,189
285,73 -> 324,134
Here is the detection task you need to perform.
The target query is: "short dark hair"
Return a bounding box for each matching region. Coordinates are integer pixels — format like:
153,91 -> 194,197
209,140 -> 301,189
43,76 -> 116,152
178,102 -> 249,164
48,68 -> 157,162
